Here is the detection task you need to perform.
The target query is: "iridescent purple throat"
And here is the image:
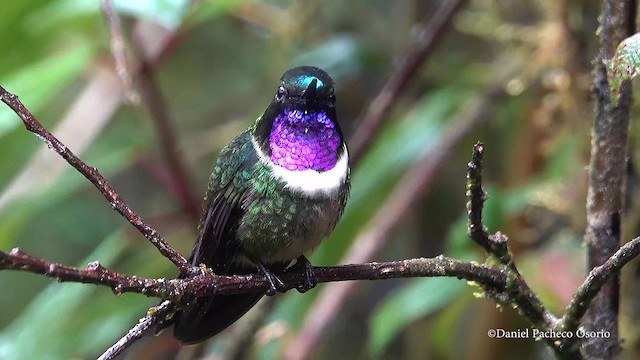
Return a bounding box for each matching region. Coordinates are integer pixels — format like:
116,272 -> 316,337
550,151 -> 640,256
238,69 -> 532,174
269,108 -> 340,172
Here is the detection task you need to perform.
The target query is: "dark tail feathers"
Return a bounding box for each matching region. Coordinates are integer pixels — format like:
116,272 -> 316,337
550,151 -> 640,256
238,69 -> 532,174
173,292 -> 263,344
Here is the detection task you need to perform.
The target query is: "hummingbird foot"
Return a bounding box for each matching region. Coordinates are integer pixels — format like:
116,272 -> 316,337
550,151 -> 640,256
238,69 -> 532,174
292,255 -> 317,293
257,262 -> 285,296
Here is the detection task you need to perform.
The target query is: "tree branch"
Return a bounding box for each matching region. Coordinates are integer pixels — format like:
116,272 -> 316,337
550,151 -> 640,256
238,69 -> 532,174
467,143 -> 559,332
0,85 -> 192,275
101,0 -> 139,104
5,208 -> 640,360
466,142 -> 510,262
560,236 -> 640,332
0,247 -> 506,300
97,300 -> 174,360
583,0 -> 636,358
2,242 -> 513,360
130,36 -> 201,223
102,0 -> 200,222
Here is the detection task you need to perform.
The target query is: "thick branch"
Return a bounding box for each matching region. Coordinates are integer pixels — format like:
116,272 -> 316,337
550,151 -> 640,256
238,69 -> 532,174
0,248 -> 184,299
0,85 -> 191,274
584,0 -> 636,358
0,248 -> 505,299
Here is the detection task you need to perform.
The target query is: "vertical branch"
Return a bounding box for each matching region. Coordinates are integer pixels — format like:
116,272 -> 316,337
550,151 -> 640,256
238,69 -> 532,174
121,21 -> 201,223
101,0 -> 139,104
134,55 -> 201,222
103,2 -> 199,221
584,0 -> 636,358
467,143 -> 558,337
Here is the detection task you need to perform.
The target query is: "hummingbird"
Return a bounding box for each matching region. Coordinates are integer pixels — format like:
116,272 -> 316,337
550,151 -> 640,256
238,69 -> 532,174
169,66 -> 350,343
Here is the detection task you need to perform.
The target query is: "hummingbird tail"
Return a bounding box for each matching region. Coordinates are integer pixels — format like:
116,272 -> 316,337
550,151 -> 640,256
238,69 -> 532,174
164,260 -> 288,344
173,292 -> 264,344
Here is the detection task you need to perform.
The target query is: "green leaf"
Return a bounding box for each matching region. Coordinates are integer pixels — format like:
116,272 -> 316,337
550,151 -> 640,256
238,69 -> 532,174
368,277 -> 466,356
607,32 -> 640,104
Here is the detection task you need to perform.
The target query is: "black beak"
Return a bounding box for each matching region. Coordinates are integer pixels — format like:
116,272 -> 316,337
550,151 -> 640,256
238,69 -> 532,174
303,79 -> 317,99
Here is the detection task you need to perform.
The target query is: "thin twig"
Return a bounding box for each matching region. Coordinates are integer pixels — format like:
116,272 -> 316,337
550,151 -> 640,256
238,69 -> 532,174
466,142 -> 509,261
583,0 -> 636,358
466,143 -> 558,335
89,258 -> 502,360
102,0 -> 139,104
560,236 -> 640,332
348,0 -> 468,164
97,300 -> 173,360
0,85 -> 191,274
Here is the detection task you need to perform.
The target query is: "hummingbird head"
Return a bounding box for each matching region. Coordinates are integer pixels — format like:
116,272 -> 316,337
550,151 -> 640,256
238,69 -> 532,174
275,66 -> 336,110
254,66 -> 346,172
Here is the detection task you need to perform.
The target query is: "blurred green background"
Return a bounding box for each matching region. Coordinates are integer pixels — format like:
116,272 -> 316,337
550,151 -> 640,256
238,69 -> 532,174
1,0 -> 637,359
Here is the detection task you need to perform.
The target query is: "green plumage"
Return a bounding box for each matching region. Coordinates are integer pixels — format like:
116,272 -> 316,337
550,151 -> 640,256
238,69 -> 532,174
168,66 -> 349,344
205,128 -> 349,263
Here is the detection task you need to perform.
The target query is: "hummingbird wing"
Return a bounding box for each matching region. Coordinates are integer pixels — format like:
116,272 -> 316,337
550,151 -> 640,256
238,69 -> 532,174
172,131 -> 265,343
190,130 -> 255,267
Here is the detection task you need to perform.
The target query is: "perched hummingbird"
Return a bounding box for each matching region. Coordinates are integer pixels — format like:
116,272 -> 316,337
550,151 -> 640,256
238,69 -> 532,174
169,66 -> 350,343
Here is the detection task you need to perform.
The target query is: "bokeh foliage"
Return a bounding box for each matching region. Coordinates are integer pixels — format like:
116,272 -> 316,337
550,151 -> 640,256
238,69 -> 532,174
0,1 -> 635,359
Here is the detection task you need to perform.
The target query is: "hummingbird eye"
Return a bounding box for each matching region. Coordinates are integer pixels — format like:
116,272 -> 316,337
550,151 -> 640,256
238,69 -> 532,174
275,86 -> 286,101
328,92 -> 336,108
